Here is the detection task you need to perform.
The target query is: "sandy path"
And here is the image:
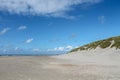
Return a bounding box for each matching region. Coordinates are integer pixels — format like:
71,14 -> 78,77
0,56 -> 120,80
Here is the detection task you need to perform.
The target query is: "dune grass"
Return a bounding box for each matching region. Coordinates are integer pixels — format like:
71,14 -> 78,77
70,36 -> 120,52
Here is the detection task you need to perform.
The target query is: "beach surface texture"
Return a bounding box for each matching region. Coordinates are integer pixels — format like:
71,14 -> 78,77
0,48 -> 120,80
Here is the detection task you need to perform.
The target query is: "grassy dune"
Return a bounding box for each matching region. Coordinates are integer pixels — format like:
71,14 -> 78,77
70,36 -> 120,52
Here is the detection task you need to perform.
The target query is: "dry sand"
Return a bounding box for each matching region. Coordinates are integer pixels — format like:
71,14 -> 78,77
0,48 -> 120,80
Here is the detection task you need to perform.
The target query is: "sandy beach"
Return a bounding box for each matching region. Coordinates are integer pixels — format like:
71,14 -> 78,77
0,49 -> 120,80
0,0 -> 119,80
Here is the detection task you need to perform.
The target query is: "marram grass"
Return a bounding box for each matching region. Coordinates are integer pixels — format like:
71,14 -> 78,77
70,36 -> 120,52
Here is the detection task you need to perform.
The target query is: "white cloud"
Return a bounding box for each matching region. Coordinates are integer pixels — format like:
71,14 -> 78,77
33,48 -> 40,52
0,0 -> 102,17
25,38 -> 33,44
48,45 -> 74,52
66,45 -> 73,51
18,26 -> 27,30
0,28 -> 10,35
57,47 -> 65,51
98,16 -> 106,24
48,47 -> 65,51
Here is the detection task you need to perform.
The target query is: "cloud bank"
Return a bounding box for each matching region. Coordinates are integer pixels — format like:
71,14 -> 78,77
0,0 -> 102,17
48,45 -> 73,52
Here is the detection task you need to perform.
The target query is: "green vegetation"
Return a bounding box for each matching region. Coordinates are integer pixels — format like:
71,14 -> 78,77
70,36 -> 120,52
100,41 -> 111,48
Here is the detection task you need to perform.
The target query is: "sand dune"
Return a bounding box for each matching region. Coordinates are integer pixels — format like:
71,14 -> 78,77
53,48 -> 120,65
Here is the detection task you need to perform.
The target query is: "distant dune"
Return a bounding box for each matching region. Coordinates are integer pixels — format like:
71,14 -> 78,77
53,47 -> 120,65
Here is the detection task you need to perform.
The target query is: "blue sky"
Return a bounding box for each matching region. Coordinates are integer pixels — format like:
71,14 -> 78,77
0,0 -> 120,54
